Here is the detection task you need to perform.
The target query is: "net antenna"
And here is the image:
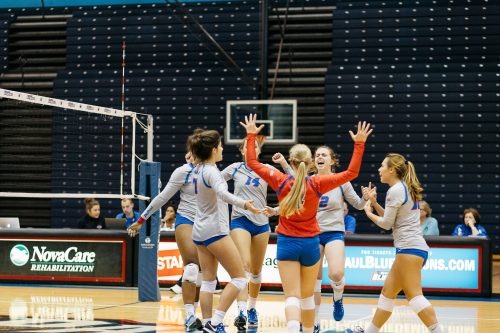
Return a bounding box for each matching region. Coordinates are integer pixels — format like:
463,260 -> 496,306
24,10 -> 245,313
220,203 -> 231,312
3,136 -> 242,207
0,88 -> 154,200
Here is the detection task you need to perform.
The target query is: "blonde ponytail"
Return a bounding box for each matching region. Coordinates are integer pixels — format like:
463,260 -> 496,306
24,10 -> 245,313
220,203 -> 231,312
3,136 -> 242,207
404,161 -> 423,201
385,153 -> 423,202
279,144 -> 312,218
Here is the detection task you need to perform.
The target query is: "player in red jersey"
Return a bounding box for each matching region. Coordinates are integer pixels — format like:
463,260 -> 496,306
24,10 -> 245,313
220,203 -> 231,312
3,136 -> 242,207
241,114 -> 372,333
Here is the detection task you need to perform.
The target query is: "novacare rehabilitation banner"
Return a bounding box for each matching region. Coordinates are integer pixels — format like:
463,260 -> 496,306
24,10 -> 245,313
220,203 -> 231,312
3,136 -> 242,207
158,241 -> 480,291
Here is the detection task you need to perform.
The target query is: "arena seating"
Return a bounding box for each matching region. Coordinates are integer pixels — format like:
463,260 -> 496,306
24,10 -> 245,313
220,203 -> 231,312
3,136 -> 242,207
50,1 -> 260,226
325,0 -> 499,251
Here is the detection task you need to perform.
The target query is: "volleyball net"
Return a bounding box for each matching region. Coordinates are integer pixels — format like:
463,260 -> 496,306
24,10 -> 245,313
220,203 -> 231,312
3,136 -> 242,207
0,88 -> 153,200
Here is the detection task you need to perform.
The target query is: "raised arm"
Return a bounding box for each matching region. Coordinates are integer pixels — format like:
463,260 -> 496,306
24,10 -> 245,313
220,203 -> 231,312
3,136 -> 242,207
315,121 -> 372,194
241,114 -> 288,191
272,152 -> 294,176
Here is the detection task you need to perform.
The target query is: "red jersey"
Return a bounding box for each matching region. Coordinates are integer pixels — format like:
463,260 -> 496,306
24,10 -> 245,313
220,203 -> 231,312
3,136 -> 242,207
246,133 -> 365,237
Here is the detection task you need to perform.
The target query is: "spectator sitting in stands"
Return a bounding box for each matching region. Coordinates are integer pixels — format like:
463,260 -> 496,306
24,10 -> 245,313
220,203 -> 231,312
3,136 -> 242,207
344,202 -> 356,235
78,198 -> 106,229
116,198 -> 140,228
452,208 -> 488,238
419,200 -> 439,236
161,203 -> 176,231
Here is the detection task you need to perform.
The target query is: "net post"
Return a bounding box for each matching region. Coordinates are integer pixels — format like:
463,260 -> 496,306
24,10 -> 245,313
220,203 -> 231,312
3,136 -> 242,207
147,114 -> 154,161
137,161 -> 161,302
131,113 -> 137,195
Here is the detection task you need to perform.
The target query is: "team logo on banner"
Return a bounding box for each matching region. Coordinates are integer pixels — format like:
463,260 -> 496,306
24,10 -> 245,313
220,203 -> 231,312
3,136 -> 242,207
10,244 -> 30,267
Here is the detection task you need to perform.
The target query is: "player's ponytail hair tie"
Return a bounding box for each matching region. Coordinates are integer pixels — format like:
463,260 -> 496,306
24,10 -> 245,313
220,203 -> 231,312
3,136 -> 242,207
404,160 -> 409,165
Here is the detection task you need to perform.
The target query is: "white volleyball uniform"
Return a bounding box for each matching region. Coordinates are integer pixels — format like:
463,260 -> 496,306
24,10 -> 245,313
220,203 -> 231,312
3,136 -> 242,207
221,162 -> 274,226
377,181 -> 429,251
192,164 -> 246,243
317,182 -> 366,233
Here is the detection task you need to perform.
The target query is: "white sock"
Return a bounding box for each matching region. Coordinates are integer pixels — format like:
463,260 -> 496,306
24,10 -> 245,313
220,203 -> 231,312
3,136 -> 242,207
202,318 -> 211,325
185,303 -> 195,317
248,297 -> 257,309
331,278 -> 345,302
237,300 -> 247,313
287,320 -> 301,333
428,323 -> 444,333
211,310 -> 225,326
314,305 -> 320,323
365,323 -> 380,333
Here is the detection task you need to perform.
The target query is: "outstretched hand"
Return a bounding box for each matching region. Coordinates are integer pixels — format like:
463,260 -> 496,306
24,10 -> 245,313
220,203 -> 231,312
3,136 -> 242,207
244,200 -> 263,215
240,113 -> 265,135
127,222 -> 142,237
361,181 -> 377,202
349,121 -> 373,143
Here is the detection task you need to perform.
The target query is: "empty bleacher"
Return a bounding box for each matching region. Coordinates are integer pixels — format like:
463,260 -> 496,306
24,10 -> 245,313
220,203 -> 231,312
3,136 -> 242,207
50,1 -> 260,226
325,0 -> 500,251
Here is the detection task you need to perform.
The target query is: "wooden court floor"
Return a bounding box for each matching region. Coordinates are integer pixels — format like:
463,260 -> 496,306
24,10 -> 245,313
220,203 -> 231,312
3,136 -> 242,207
0,283 -> 499,333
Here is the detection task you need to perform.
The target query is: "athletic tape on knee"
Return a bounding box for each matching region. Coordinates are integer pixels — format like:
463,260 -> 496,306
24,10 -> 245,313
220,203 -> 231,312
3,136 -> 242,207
377,294 -> 395,312
250,273 -> 262,285
285,297 -> 300,309
314,279 -> 322,293
200,279 -> 217,293
409,295 -> 431,314
300,296 -> 315,310
182,263 -> 199,283
331,276 -> 345,289
230,277 -> 249,291
196,272 -> 203,287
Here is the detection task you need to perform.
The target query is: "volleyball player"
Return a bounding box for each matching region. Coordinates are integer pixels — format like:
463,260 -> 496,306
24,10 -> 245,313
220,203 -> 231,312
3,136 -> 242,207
189,129 -> 262,333
345,154 -> 443,333
128,131 -> 203,331
220,135 -> 273,329
273,146 -> 368,332
241,114 -> 372,333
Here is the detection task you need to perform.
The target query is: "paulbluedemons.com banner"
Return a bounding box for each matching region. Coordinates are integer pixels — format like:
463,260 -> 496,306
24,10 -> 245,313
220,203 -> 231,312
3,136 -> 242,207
337,246 -> 479,290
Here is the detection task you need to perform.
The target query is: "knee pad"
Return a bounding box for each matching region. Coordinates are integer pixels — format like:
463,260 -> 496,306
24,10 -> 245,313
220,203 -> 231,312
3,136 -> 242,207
200,279 -> 217,293
314,279 -> 322,293
287,320 -> 301,333
285,297 -> 300,309
182,263 -> 199,284
230,277 -> 249,291
300,296 -> 315,310
250,273 -> 262,285
409,295 -> 431,314
377,294 -> 395,312
195,271 -> 203,287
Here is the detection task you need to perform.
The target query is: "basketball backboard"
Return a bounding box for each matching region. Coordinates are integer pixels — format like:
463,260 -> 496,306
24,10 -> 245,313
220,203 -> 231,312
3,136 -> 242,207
225,100 -> 297,145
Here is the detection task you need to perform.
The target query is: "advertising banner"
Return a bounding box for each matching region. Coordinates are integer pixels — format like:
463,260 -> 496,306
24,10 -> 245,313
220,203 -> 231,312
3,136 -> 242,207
157,241 -> 481,292
0,237 -> 126,282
